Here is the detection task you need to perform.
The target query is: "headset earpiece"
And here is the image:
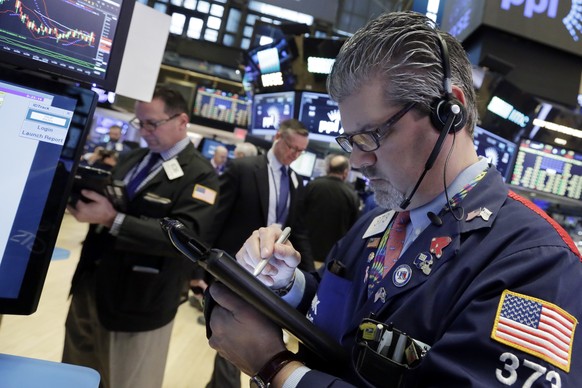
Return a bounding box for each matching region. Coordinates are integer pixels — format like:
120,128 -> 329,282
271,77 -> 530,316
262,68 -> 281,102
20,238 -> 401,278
429,34 -> 467,134
430,97 -> 467,133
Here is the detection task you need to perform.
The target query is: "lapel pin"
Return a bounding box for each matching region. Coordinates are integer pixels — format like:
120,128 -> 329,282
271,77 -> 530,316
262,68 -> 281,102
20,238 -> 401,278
374,287 -> 387,303
413,252 -> 434,276
430,236 -> 452,259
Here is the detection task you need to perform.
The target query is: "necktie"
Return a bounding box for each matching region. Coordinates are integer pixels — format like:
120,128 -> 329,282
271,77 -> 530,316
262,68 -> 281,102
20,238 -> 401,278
367,211 -> 411,296
382,211 -> 411,276
126,153 -> 161,199
276,166 -> 290,224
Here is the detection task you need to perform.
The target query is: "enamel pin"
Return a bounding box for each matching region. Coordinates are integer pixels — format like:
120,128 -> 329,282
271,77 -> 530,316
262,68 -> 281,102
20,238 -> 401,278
392,265 -> 412,287
367,237 -> 381,248
430,236 -> 452,259
466,207 -> 493,222
374,287 -> 387,303
413,252 -> 434,275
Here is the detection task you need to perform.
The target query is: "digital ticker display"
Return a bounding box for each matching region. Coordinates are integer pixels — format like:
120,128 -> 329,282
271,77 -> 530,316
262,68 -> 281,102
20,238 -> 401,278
0,0 -> 134,90
193,87 -> 251,127
511,139 -> 582,201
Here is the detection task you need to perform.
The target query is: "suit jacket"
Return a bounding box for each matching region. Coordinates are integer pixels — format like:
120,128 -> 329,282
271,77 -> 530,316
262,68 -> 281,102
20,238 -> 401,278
303,175 -> 360,261
71,143 -> 220,331
208,154 -> 315,271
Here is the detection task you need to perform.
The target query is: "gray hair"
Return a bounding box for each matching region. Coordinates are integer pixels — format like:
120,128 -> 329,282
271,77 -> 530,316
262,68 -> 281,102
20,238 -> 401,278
234,142 -> 258,158
327,11 -> 478,136
278,119 -> 309,138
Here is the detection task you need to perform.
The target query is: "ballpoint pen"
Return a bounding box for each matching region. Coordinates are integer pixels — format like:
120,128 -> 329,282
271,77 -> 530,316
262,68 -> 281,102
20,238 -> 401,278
253,226 -> 292,276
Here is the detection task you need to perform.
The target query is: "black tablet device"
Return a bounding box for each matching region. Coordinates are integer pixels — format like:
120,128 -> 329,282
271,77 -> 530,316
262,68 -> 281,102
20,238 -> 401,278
161,218 -> 348,369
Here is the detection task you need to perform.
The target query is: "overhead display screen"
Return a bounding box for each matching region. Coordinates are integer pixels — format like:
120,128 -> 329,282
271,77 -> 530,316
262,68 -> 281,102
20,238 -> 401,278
250,91 -> 295,136
298,91 -> 344,142
0,0 -> 135,90
510,139 -> 582,201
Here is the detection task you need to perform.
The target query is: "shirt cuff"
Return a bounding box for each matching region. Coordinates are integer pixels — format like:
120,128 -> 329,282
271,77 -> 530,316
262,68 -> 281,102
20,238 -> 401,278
281,365 -> 311,388
109,213 -> 126,236
281,269 -> 305,308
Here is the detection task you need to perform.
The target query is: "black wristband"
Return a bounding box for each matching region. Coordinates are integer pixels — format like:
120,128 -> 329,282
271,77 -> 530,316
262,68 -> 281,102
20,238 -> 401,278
249,350 -> 299,388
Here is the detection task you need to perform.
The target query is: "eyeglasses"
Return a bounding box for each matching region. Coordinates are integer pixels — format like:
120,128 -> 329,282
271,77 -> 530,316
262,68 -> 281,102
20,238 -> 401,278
335,102 -> 416,153
282,136 -> 306,155
129,113 -> 181,132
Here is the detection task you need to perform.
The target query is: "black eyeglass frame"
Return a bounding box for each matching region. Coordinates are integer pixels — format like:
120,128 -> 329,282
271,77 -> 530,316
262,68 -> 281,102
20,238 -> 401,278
335,102 -> 417,153
129,113 -> 182,132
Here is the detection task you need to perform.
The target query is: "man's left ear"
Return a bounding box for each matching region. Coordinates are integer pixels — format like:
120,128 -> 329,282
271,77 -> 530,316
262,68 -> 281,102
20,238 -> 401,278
451,85 -> 466,106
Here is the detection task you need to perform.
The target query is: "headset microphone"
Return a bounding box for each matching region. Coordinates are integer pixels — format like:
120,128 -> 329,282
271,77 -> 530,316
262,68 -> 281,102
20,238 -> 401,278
427,211 -> 443,226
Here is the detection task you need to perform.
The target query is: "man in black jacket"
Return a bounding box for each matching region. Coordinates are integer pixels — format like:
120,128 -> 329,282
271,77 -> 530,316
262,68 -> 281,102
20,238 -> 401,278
303,154 -> 360,262
63,86 -> 219,388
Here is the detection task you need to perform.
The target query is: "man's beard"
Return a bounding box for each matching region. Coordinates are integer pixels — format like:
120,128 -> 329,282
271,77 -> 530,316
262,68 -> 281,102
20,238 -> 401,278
361,166 -> 405,210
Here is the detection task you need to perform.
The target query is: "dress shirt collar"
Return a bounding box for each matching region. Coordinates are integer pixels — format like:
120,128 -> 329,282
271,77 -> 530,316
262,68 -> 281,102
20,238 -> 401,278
409,157 -> 490,234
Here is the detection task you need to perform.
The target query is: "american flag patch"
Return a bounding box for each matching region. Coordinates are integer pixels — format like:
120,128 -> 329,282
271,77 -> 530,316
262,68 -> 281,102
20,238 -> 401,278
192,184 -> 217,205
491,290 -> 577,372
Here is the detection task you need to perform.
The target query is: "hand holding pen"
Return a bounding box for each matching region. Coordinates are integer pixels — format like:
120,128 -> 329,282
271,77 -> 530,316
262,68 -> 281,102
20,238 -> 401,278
253,227 -> 292,276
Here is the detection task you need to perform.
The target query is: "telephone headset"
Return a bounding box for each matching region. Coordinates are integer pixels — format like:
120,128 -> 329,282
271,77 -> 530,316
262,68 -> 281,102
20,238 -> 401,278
399,32 -> 467,213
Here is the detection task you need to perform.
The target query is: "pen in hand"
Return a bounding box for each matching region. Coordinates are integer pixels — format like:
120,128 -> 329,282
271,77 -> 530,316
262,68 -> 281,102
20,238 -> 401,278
253,227 -> 292,277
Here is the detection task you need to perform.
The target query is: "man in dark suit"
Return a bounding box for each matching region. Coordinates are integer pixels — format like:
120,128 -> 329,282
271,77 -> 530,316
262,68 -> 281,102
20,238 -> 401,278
97,125 -> 131,154
202,118 -> 315,388
63,86 -> 219,388
303,154 -> 360,262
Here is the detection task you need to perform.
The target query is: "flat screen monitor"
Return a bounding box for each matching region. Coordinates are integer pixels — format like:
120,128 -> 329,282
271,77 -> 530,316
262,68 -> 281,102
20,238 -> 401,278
0,68 -> 98,315
298,91 -> 343,142
0,0 -> 135,91
473,126 -> 517,182
198,138 -> 235,160
290,151 -> 316,178
193,87 -> 251,128
251,91 -> 295,136
510,139 -> 582,202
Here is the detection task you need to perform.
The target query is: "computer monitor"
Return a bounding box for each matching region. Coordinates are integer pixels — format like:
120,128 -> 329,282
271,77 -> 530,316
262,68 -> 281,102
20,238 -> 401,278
290,151 -> 316,178
0,68 -> 98,315
193,86 -> 251,128
298,91 -> 343,142
0,0 -> 135,91
197,138 -> 235,160
510,139 -> 582,202
250,91 -> 296,136
473,126 -> 517,182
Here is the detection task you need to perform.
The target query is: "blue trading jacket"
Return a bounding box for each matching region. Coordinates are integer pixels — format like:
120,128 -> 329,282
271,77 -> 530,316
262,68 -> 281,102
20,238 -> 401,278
297,167 -> 582,387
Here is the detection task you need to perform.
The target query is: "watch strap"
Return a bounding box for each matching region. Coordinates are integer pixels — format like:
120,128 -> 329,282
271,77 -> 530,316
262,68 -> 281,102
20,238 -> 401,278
252,350 -> 299,386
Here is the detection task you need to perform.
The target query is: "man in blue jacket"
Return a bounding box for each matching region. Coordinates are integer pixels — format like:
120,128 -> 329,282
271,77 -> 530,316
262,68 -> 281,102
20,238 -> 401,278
206,11 -> 582,387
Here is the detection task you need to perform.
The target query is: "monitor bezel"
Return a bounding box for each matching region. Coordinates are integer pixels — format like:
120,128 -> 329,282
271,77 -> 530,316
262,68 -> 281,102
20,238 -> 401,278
0,67 -> 98,315
0,0 -> 135,91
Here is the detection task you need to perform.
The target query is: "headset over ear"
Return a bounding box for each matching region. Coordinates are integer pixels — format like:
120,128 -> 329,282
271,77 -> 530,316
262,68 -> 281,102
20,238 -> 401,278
399,32 -> 468,210
429,34 -> 467,133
